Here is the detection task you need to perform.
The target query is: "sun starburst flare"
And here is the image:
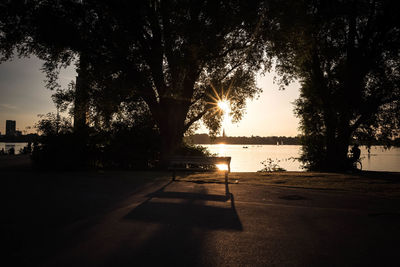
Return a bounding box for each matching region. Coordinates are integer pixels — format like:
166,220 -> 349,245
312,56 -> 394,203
218,100 -> 230,114
205,80 -> 234,117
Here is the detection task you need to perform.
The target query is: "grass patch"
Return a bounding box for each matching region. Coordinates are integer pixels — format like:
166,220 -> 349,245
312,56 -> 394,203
175,171 -> 400,198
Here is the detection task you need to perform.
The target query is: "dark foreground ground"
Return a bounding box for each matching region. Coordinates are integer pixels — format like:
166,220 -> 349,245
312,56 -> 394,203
2,159 -> 400,266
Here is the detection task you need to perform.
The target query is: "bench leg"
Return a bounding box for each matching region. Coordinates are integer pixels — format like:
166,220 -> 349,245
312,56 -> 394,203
172,170 -> 176,181
225,171 -> 230,198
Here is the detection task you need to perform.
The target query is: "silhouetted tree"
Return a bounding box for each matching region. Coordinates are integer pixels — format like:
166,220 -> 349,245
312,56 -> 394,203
84,1 -> 268,160
35,113 -> 73,136
0,0 -> 98,133
1,1 -> 269,161
268,0 -> 400,170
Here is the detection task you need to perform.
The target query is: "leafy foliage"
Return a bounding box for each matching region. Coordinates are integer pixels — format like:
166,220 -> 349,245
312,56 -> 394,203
268,0 -> 400,170
35,112 -> 73,136
84,1 -> 268,156
1,1 -> 269,159
258,158 -> 286,172
31,101 -> 162,170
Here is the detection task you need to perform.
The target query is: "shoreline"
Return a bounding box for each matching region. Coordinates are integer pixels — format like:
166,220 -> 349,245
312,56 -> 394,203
1,154 -> 399,199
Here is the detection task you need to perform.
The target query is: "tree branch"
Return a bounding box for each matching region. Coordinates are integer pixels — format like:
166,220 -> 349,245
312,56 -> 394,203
350,95 -> 397,132
183,109 -> 208,132
221,62 -> 242,81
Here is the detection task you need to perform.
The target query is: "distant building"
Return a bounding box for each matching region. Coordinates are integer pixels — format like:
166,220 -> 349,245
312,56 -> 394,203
6,120 -> 16,136
222,129 -> 227,138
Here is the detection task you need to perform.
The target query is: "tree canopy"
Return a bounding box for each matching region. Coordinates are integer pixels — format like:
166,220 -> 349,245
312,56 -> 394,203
0,0 -> 269,159
86,1 -> 268,157
267,0 -> 400,170
3,1 -> 398,170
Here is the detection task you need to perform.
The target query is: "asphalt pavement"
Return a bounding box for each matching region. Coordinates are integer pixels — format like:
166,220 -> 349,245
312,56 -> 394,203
29,178 -> 400,267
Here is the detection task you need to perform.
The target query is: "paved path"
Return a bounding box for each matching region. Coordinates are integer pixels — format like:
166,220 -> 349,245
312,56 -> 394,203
16,179 -> 400,266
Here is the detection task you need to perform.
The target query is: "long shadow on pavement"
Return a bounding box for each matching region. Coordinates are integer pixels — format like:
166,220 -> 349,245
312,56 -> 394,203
125,180 -> 242,230
114,181 -> 242,266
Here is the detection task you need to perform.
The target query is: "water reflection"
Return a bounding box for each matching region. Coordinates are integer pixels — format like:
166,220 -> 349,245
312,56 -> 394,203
361,146 -> 400,172
203,144 -> 400,172
5,143 -> 15,151
216,143 -> 227,156
0,142 -> 27,155
205,144 -> 302,172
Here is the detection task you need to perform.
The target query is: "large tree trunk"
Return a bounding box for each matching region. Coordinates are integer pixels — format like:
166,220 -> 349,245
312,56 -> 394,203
156,99 -> 190,166
323,107 -> 338,170
325,119 -> 352,171
145,64 -> 198,167
313,49 -> 354,171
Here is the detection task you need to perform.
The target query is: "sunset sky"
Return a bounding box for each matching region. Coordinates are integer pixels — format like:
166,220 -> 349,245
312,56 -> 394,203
0,56 -> 300,136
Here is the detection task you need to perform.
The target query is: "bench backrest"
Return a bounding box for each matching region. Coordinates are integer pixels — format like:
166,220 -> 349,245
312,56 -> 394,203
169,156 -> 231,166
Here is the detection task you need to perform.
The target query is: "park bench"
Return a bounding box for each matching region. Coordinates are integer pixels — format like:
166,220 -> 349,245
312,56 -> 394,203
168,156 -> 231,197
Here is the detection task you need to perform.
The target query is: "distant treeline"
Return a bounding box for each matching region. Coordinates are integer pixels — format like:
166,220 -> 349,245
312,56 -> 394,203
186,134 -> 400,147
0,134 -> 39,143
186,134 -> 301,145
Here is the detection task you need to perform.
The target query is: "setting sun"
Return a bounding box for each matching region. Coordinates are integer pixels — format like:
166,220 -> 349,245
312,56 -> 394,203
218,100 -> 230,113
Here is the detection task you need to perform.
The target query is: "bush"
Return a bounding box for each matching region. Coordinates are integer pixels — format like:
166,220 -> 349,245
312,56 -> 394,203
32,109 -> 162,170
258,158 -> 286,172
174,143 -> 214,157
31,133 -> 91,170
99,124 -> 161,170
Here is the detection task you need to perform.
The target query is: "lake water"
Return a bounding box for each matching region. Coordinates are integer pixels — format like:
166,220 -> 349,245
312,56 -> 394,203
0,142 -> 28,154
1,142 -> 399,172
202,144 -> 400,172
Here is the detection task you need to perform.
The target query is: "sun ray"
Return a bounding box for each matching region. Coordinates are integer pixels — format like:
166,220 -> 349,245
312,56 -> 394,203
207,94 -> 219,103
210,83 -> 222,102
225,78 -> 234,100
210,106 -> 221,116
204,81 -> 232,126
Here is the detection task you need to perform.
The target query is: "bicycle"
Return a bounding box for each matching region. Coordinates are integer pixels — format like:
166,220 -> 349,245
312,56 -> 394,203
347,153 -> 363,171
353,158 -> 363,171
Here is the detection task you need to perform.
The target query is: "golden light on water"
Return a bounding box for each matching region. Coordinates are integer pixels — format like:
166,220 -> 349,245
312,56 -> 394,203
216,164 -> 229,171
217,143 -> 227,155
214,144 -> 229,170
